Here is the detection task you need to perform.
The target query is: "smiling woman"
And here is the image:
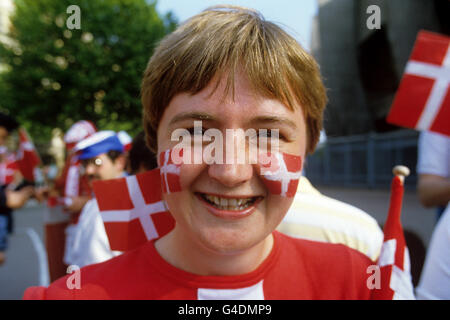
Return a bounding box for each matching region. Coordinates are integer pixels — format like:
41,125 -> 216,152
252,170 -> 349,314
24,5 -> 379,300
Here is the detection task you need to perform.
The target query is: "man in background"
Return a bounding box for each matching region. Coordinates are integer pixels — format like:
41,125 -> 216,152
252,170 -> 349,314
46,120 -> 96,281
66,131 -> 127,267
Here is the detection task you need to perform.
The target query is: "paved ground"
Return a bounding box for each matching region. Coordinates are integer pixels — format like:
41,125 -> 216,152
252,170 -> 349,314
0,201 -> 48,300
0,187 -> 438,299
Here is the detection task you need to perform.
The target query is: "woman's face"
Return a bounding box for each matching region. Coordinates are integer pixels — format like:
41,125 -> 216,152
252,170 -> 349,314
157,72 -> 307,254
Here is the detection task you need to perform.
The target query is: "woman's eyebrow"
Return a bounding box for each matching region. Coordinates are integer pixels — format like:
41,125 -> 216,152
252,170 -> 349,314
168,112 -> 216,126
248,115 -> 298,130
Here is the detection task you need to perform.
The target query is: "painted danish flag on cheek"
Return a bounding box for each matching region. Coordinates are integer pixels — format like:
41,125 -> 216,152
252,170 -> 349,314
159,148 -> 183,194
257,152 -> 303,197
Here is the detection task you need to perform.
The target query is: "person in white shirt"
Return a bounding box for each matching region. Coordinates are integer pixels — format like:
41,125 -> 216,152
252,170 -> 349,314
66,131 -> 127,267
415,130 -> 450,299
277,176 -> 383,262
416,131 -> 450,220
416,204 -> 450,299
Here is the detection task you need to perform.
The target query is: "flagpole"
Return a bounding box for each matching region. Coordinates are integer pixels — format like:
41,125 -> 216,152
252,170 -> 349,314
372,165 -> 415,299
383,165 -> 410,244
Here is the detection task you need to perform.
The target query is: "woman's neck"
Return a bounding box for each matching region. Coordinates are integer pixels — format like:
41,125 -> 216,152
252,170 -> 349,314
155,228 -> 274,276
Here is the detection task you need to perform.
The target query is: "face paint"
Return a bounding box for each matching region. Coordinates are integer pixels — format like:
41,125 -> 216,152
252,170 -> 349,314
159,148 -> 182,194
158,148 -> 303,197
256,152 -> 303,197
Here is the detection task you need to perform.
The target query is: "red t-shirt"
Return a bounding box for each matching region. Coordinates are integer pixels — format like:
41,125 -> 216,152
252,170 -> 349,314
23,231 -> 374,300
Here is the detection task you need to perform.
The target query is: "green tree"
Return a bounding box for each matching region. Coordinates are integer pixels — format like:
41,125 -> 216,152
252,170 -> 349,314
0,0 -> 177,144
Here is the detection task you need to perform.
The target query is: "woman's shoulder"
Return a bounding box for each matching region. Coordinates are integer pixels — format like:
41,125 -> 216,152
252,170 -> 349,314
271,231 -> 374,299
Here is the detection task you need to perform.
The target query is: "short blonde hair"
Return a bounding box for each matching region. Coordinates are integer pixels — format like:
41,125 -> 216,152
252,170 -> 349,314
141,5 -> 327,154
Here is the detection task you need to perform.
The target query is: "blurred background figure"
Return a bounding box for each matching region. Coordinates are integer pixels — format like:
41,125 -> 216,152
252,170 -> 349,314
0,112 -> 34,265
416,131 -> 450,221
415,131 -> 449,299
416,204 -> 450,299
45,120 -> 96,281
66,131 -> 126,268
127,131 -> 157,175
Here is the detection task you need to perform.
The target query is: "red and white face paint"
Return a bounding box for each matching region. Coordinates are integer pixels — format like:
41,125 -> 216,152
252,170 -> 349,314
159,148 -> 182,194
158,147 -> 302,198
257,152 -> 302,197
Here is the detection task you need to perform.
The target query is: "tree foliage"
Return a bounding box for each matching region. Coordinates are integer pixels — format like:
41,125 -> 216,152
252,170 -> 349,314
0,0 -> 177,144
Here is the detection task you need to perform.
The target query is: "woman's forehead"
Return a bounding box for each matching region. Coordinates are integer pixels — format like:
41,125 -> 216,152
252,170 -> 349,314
165,73 -> 304,126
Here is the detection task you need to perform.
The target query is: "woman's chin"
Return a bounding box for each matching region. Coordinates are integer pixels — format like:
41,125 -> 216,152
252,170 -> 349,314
194,226 -> 266,256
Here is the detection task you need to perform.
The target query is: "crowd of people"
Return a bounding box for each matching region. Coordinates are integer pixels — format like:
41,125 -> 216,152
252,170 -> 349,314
0,5 -> 447,300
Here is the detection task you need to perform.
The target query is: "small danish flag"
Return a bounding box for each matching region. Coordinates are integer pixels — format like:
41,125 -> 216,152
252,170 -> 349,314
371,176 -> 415,300
387,30 -> 450,137
93,169 -> 175,251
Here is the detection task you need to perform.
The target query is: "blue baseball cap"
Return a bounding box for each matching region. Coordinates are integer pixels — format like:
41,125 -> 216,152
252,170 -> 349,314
75,130 -> 124,160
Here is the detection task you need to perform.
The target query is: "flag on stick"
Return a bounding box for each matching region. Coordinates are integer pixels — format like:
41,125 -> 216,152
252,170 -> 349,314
371,166 -> 415,300
93,169 -> 175,251
387,30 -> 450,137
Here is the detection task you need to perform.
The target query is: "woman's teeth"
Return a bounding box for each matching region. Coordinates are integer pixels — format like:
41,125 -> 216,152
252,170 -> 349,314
202,194 -> 256,211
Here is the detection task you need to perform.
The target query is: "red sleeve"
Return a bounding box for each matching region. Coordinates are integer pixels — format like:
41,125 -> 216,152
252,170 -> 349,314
23,286 -> 46,300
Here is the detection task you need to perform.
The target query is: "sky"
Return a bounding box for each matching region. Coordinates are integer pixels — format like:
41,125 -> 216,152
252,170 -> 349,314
156,0 -> 318,50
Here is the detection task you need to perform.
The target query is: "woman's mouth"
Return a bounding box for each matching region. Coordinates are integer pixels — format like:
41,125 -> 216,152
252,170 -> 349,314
195,193 -> 263,218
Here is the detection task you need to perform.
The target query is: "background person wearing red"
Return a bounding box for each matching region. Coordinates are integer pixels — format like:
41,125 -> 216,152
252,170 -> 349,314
45,120 -> 96,281
0,113 -> 34,265
65,131 -> 127,268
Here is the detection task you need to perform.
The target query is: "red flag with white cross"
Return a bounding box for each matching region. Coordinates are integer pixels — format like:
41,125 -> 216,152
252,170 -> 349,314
387,30 -> 450,137
93,169 -> 175,251
16,128 -> 41,182
258,152 -> 302,197
371,172 -> 415,300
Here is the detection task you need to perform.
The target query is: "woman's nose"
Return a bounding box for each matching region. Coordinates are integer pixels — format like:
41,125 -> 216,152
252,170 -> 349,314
207,162 -> 253,187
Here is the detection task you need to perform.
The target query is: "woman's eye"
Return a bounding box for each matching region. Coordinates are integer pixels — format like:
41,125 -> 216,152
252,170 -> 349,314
186,127 -> 206,136
257,130 -> 287,141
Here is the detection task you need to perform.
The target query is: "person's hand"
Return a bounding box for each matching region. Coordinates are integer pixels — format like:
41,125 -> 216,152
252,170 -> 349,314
64,195 -> 90,212
417,174 -> 450,208
5,186 -> 34,209
34,186 -> 50,203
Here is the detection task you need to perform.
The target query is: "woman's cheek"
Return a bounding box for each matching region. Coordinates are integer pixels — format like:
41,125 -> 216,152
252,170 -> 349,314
179,163 -> 208,190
